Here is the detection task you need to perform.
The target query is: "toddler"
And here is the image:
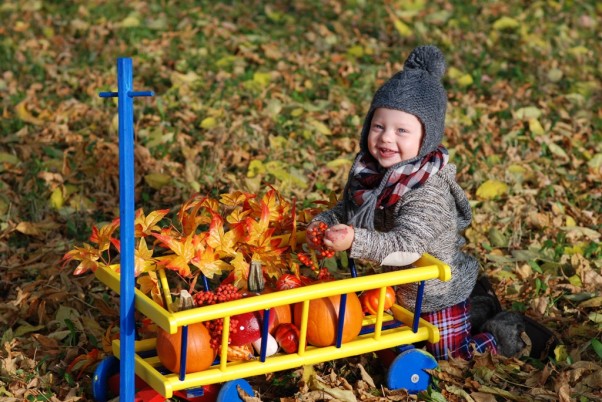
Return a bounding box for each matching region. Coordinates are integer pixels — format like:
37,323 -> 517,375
307,45 -> 500,359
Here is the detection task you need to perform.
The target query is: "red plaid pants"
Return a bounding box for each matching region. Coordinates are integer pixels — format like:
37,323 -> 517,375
421,299 -> 498,360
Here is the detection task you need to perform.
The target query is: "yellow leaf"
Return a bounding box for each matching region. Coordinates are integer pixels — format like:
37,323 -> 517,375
515,106 -> 542,120
216,55 -> 237,68
50,187 -> 64,209
144,173 -> 171,190
247,159 -> 265,178
528,118 -> 545,135
290,108 -> 304,117
326,158 -> 352,169
554,345 -> 569,362
588,312 -> 602,324
579,296 -> 602,308
309,120 -> 332,135
547,68 -> 563,82
456,73 -> 473,87
119,14 -> 140,28
15,101 -> 44,125
392,17 -> 412,37
15,323 -> 45,337
565,216 -> 576,227
16,221 -> 43,237
568,46 -> 589,57
547,142 -> 569,159
265,161 -> 308,188
171,71 -> 200,85
588,153 -> 602,169
269,136 -> 288,150
347,45 -> 364,58
200,116 -> 217,129
0,152 -> 20,165
253,72 -> 272,88
476,180 -> 508,200
493,16 -> 519,31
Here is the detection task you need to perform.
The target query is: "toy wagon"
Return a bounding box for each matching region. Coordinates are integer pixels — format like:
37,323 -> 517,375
90,58 -> 451,402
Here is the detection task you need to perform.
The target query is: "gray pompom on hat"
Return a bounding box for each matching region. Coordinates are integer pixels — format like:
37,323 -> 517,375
359,45 -> 448,163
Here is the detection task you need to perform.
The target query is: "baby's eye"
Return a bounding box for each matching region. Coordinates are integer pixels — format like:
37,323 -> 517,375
372,123 -> 384,130
396,128 -> 408,135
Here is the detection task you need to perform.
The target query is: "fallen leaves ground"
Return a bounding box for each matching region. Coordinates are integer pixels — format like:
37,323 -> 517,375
0,1 -> 600,401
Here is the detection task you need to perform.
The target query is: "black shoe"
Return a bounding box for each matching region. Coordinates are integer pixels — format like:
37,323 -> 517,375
482,311 -> 560,360
523,315 -> 560,360
469,276 -> 503,335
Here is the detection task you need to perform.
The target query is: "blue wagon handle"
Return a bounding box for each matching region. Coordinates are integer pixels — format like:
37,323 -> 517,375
99,58 -> 154,402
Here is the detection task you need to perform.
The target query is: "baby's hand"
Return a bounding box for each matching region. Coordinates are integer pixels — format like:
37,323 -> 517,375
323,224 -> 354,251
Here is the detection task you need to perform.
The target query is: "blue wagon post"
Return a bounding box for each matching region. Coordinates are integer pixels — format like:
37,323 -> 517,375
99,58 -> 154,402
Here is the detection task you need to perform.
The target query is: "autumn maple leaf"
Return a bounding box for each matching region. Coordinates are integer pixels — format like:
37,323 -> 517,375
152,232 -> 197,277
177,194 -> 215,236
135,208 -> 169,237
134,237 -> 156,276
61,243 -> 104,275
220,190 -> 256,209
243,201 -> 271,246
190,242 -> 232,279
205,211 -> 238,258
137,271 -> 163,306
89,218 -> 120,252
228,252 -> 250,288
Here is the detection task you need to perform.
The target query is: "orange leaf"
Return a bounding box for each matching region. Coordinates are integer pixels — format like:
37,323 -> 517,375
134,237 -> 155,276
153,233 -> 197,276
89,218 -> 120,252
61,244 -> 103,275
135,208 -> 169,237
191,243 -> 232,278
177,194 -> 214,235
229,253 -> 250,288
220,190 -> 256,208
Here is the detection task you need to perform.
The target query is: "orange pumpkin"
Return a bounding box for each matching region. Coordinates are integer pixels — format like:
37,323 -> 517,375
360,286 -> 396,315
156,322 -> 216,373
293,292 -> 363,347
262,287 -> 293,333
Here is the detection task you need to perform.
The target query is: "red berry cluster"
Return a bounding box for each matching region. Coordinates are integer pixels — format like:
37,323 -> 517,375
307,222 -> 335,258
205,317 -> 239,350
297,252 -> 318,271
193,284 -> 243,350
194,284 -> 243,306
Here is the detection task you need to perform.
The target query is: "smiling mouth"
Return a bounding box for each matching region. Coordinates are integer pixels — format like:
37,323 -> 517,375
378,148 -> 397,156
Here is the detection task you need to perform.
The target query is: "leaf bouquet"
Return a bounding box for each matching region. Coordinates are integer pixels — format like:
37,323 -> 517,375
62,186 -> 325,306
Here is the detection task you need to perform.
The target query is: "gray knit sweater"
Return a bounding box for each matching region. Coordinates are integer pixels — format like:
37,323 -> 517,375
313,163 -> 479,313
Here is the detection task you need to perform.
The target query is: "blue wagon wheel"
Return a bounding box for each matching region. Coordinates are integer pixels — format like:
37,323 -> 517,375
92,356 -> 120,402
216,379 -> 255,402
386,347 -> 438,394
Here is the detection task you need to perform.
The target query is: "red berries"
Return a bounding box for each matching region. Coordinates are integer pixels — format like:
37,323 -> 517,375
299,222 -> 336,272
193,284 -> 243,350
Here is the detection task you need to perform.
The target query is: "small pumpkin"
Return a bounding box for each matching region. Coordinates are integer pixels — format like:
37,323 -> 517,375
156,322 -> 216,374
360,286 -> 396,315
293,292 -> 363,347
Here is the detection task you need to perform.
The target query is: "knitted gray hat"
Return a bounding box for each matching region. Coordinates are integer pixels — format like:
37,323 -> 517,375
359,45 -> 447,162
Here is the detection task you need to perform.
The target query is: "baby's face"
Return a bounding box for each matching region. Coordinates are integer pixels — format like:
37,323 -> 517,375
367,108 -> 424,168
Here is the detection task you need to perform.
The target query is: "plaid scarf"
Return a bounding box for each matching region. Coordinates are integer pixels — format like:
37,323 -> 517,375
349,145 -> 449,210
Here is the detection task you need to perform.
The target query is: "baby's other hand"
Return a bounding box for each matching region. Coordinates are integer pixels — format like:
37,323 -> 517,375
323,224 -> 354,251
